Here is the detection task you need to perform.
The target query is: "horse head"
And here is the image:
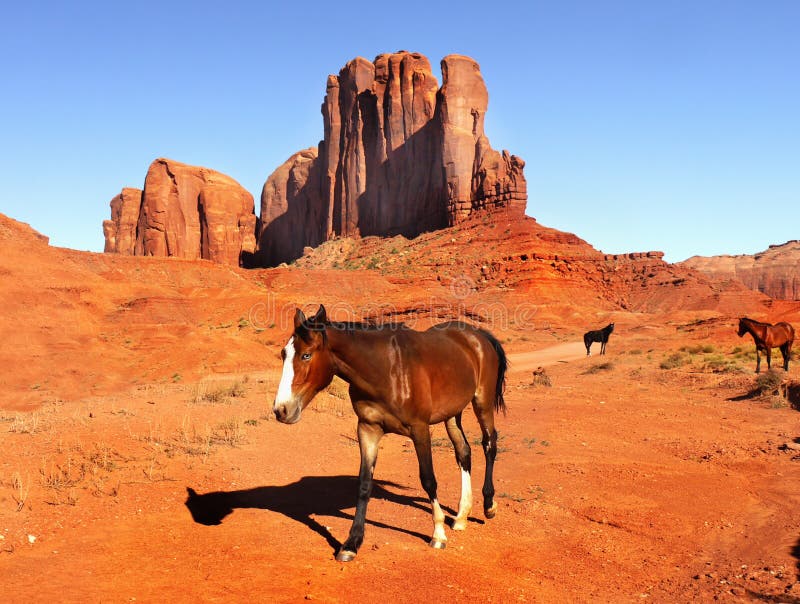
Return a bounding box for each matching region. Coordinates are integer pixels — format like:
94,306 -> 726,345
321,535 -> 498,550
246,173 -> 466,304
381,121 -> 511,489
273,305 -> 336,424
737,317 -> 748,337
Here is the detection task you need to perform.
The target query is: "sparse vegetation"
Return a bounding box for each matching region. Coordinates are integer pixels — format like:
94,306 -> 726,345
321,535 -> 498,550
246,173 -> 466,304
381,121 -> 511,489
214,417 -> 246,447
9,411 -> 42,434
583,361 -> 614,374
681,344 -> 716,354
10,471 -> 30,511
531,367 -> 552,387
660,352 -> 690,370
702,354 -> 744,374
755,370 -> 784,396
191,379 -> 246,405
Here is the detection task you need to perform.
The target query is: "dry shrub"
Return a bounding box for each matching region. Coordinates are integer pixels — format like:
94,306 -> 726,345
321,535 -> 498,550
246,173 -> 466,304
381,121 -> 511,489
755,370 -> 784,396
660,353 -> 690,370
531,367 -> 552,387
583,362 -> 614,375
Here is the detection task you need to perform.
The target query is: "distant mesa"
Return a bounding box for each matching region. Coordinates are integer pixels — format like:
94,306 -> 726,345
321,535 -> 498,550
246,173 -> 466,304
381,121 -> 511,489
680,241 -> 800,301
103,158 -> 257,267
102,51 -> 527,267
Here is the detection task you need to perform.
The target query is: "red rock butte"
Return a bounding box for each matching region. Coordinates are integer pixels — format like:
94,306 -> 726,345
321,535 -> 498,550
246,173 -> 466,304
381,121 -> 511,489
103,158 -> 257,266
256,52 -> 527,266
102,52 -> 527,267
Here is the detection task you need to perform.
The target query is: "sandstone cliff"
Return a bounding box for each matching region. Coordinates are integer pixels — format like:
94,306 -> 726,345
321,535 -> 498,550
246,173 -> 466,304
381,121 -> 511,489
103,187 -> 142,254
680,241 -> 800,300
256,51 -> 527,266
103,159 -> 257,266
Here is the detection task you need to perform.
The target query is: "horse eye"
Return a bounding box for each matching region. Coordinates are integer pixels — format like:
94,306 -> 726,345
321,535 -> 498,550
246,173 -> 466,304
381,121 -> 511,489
301,353 -> 312,361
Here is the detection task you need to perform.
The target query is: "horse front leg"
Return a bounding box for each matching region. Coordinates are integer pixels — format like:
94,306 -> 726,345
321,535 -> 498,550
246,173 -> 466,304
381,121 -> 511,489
337,421 -> 383,562
766,347 -> 772,371
410,424 -> 447,549
755,348 -> 761,373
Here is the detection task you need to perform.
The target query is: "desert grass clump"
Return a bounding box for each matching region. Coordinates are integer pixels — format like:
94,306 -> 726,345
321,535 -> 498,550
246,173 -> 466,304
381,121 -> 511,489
681,344 -> 716,355
10,471 -> 30,512
660,352 -> 690,370
214,417 -> 246,447
191,379 -> 246,405
702,354 -> 745,374
531,367 -> 552,387
754,370 -> 784,396
583,362 -> 614,375
9,411 -> 42,434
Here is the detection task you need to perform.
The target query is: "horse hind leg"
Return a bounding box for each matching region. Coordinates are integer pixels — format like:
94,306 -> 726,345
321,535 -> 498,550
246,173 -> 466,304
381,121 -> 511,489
410,424 -> 447,549
471,394 -> 499,519
781,343 -> 791,371
445,414 -> 472,531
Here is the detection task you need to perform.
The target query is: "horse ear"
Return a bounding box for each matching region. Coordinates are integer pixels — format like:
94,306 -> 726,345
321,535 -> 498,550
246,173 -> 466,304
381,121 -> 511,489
294,308 -> 307,330
312,304 -> 328,324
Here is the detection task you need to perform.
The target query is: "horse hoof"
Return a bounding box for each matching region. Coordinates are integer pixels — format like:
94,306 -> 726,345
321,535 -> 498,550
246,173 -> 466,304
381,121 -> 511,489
485,502 -> 498,519
452,519 -> 468,531
336,549 -> 357,562
429,539 -> 447,550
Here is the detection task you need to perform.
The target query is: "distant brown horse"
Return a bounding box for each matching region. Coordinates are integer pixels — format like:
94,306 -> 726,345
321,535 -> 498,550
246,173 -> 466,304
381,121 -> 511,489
737,317 -> 795,373
272,305 -> 508,561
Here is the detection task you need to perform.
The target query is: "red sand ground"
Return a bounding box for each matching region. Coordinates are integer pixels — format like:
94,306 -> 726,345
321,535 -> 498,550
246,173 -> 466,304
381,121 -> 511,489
2,213 -> 800,602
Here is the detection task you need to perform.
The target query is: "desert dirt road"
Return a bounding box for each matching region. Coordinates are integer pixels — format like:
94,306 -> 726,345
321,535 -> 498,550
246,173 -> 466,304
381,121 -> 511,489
508,341 -> 588,372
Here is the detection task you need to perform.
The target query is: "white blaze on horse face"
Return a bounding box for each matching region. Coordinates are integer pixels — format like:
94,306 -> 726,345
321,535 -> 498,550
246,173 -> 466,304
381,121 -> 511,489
275,337 -> 296,405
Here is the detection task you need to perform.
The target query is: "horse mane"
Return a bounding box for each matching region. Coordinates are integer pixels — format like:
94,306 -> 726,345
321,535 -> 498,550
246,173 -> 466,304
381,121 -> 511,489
741,317 -> 769,326
326,320 -> 409,332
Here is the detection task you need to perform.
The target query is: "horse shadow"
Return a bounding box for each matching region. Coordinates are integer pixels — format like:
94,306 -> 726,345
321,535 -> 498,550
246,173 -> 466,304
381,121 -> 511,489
185,475 -> 447,554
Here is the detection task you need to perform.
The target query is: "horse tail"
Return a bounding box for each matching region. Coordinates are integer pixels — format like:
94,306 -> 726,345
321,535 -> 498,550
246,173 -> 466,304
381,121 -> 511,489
478,329 -> 508,415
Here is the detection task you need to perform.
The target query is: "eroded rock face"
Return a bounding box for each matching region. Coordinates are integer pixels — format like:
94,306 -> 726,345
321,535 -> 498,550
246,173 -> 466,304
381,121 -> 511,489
259,147 -> 325,266
103,188 -> 142,254
256,51 -> 527,266
103,159 -> 256,266
680,241 -> 800,300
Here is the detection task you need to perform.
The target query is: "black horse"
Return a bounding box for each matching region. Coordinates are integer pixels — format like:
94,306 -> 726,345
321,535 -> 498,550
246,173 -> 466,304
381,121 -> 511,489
584,323 -> 614,356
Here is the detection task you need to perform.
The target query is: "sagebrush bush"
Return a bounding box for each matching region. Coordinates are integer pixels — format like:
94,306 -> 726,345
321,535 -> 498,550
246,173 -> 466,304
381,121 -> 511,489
755,370 -> 783,395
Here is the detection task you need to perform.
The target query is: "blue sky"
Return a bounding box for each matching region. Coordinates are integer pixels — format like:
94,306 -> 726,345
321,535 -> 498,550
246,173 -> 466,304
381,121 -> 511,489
1,1 -> 797,263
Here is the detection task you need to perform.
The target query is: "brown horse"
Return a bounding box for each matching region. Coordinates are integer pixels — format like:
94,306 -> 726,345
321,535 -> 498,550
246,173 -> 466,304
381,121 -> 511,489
272,305 -> 508,561
737,317 -> 795,373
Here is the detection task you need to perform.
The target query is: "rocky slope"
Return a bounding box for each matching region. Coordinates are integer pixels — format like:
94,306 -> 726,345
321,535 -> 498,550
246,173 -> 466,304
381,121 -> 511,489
681,241 -> 800,300
292,210 -> 773,319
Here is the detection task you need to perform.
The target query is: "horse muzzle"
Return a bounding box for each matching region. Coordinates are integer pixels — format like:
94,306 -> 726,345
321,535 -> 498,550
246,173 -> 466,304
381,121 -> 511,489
273,400 -> 302,424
